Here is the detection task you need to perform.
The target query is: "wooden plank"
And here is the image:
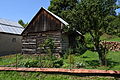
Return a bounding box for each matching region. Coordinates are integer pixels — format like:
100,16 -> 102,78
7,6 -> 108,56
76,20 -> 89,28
22,49 -> 36,51
22,43 -> 36,45
0,67 -> 120,75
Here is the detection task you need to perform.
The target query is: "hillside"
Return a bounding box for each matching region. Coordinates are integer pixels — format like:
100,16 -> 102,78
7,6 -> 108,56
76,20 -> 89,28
100,33 -> 120,42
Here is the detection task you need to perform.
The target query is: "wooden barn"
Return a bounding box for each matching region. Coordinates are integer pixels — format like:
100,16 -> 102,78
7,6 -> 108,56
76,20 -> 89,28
21,7 -> 80,56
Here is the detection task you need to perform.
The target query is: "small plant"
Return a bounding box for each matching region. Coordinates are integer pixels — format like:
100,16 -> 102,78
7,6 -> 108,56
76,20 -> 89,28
75,62 -> 85,68
40,38 -> 55,60
64,48 -> 73,59
17,59 -> 39,67
53,59 -> 63,68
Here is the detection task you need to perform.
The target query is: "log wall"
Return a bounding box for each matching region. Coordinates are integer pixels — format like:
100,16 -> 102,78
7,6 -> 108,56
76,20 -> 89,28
22,31 -> 65,55
36,31 -> 62,54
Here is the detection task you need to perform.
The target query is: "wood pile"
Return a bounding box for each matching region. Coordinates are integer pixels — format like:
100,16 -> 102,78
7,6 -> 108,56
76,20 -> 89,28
101,41 -> 120,51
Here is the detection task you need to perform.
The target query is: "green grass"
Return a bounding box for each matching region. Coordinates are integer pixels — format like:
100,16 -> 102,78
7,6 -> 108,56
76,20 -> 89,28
0,55 -> 17,66
0,71 -> 116,80
61,50 -> 120,70
0,50 -> 120,70
0,51 -> 119,80
100,33 -> 120,42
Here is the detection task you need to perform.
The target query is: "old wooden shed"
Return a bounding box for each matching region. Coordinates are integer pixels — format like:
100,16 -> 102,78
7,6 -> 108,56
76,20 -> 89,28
0,18 -> 24,56
21,7 -> 70,55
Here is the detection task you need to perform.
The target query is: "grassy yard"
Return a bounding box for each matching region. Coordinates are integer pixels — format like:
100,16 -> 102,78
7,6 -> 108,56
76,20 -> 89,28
0,33 -> 119,80
0,50 -> 120,70
100,33 -> 120,42
0,71 -> 116,80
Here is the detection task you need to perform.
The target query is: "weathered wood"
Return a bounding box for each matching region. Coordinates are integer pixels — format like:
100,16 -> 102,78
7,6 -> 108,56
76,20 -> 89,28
101,41 -> 120,51
22,8 -> 69,55
0,67 -> 120,76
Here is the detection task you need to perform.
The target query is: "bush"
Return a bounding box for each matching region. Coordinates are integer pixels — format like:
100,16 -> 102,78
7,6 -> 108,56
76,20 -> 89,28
67,55 -> 74,65
75,62 -> 85,68
53,59 -> 63,68
18,59 -> 39,67
24,60 -> 39,67
41,60 -> 53,68
63,48 -> 73,59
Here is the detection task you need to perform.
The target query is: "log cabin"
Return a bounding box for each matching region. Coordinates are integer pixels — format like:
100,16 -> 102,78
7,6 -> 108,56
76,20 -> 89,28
21,7 -> 82,56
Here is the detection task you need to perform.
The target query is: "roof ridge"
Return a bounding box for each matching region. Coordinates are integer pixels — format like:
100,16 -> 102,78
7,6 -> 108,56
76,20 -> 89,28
42,7 -> 69,25
0,23 -> 24,29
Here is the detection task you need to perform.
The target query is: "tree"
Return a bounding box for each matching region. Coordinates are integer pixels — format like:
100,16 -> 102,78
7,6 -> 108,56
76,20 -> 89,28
66,0 -> 118,65
107,14 -> 120,36
48,0 -> 79,21
18,19 -> 28,28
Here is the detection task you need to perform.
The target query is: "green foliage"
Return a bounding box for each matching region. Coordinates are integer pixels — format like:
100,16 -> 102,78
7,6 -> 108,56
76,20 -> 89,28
67,55 -> 74,65
106,14 -> 120,37
75,62 -> 86,68
74,36 -> 87,55
18,59 -> 39,68
63,48 -> 73,59
48,0 -> 120,66
66,0 -> 118,66
41,60 -> 53,68
0,71 -> 116,80
0,50 -> 120,70
18,19 -> 28,28
40,38 -> 55,60
48,0 -> 79,21
100,33 -> 120,42
53,59 -> 63,68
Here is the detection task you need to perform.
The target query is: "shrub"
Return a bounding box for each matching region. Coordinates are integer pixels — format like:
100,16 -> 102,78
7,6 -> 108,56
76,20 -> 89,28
75,62 -> 85,68
63,48 -> 73,59
53,59 -> 63,68
18,59 -> 39,67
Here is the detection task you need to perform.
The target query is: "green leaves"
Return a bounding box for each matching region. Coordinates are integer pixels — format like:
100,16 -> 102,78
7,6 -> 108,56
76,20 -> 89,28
48,0 -> 78,21
18,19 -> 28,28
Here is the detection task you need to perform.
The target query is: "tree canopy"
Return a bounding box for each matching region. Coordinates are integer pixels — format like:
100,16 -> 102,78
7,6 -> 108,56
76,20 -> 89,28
49,0 -> 119,66
67,0 -> 118,65
48,0 -> 79,21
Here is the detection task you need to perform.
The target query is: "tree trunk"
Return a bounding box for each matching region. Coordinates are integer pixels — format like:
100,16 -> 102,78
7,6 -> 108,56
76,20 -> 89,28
95,41 -> 107,66
90,31 -> 107,66
97,49 -> 107,66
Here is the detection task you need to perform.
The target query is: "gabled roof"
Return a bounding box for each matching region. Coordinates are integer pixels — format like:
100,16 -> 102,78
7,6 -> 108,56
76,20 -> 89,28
42,7 -> 68,25
22,7 -> 68,35
0,18 -> 24,35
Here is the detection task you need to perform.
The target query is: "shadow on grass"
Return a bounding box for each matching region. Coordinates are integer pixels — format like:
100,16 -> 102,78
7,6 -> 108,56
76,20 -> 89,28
86,60 -> 99,66
85,58 -> 119,69
107,58 -> 120,68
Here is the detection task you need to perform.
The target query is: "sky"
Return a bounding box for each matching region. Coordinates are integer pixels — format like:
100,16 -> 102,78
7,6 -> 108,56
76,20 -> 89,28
0,0 -> 120,24
0,0 -> 50,23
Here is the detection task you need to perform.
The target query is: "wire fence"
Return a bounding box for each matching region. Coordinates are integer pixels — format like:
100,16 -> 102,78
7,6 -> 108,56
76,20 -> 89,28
0,53 -> 75,69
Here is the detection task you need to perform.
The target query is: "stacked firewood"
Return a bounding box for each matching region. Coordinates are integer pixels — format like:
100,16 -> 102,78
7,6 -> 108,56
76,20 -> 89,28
101,41 -> 120,51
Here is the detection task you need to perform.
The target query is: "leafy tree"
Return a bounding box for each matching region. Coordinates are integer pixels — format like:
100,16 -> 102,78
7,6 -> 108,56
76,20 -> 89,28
107,14 -> 120,36
48,0 -> 79,21
18,19 -> 28,28
66,0 -> 118,65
